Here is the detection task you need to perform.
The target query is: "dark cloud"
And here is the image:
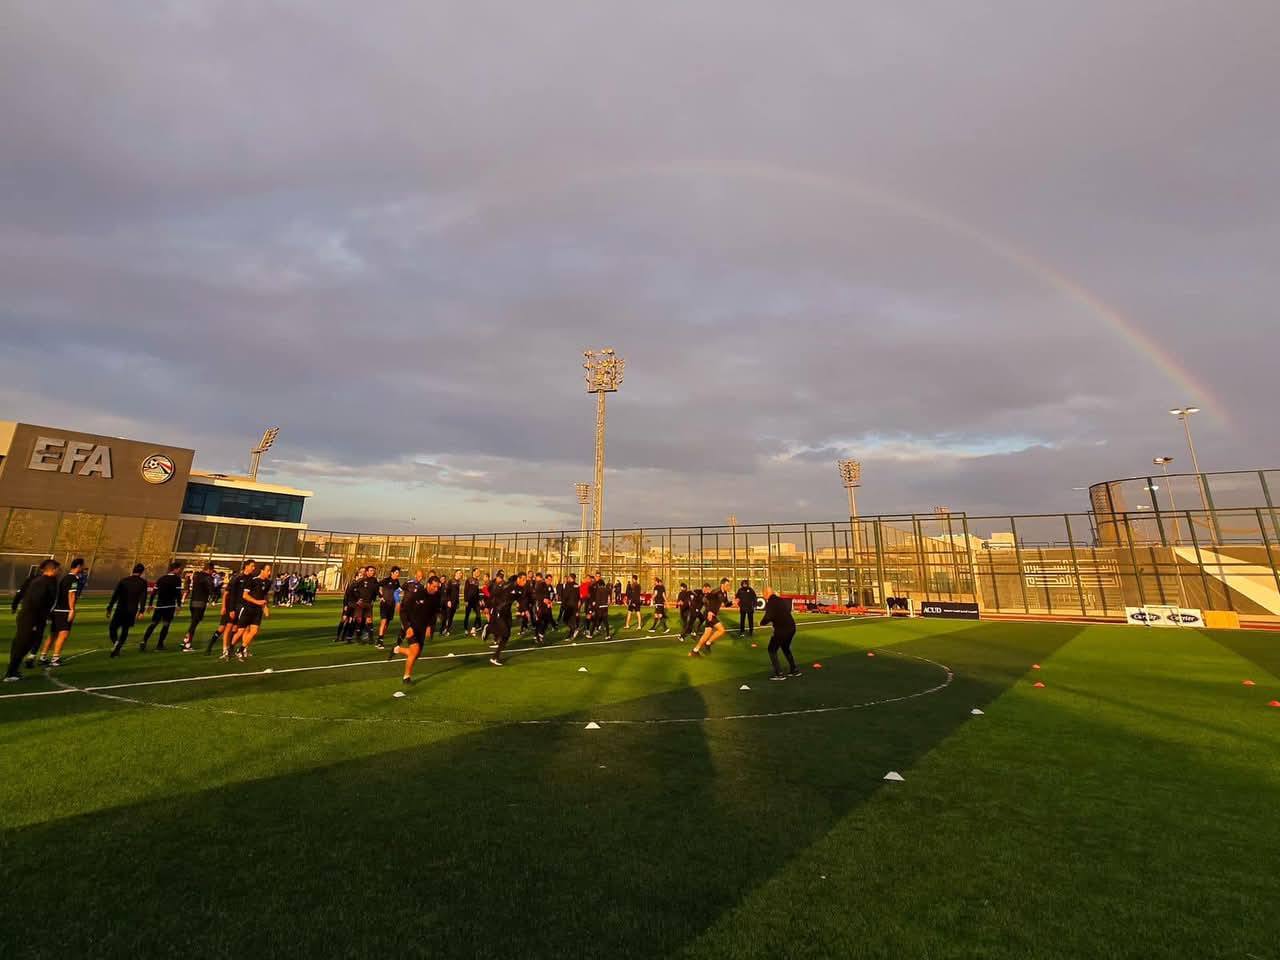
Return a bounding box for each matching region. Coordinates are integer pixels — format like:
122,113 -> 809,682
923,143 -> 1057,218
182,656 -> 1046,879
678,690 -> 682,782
2,1 -> 1276,533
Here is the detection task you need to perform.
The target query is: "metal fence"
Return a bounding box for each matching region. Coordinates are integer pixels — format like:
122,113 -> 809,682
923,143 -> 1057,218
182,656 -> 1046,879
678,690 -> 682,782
3,503 -> 1278,623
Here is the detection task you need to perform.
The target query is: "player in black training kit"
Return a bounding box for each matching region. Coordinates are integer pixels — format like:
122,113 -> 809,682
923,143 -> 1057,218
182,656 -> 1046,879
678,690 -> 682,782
38,557 -> 85,667
624,575 -> 643,631
376,567 -> 403,649
235,564 -> 272,660
532,573 -> 555,645
336,572 -> 360,643
760,586 -> 800,679
438,571 -> 461,636
690,581 -> 729,657
735,580 -> 758,637
487,571 -> 526,666
391,574 -> 442,683
141,560 -> 185,652
212,559 -> 256,658
182,562 -> 216,652
591,575 -> 612,639
676,583 -> 693,640
649,578 -> 669,634
560,574 -> 580,638
462,569 -> 482,635
352,567 -> 380,643
6,559 -> 61,681
687,586 -> 706,640
107,564 -> 149,658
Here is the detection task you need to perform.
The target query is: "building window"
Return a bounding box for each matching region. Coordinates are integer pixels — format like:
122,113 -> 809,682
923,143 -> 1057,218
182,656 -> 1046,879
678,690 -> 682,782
182,484 -> 304,524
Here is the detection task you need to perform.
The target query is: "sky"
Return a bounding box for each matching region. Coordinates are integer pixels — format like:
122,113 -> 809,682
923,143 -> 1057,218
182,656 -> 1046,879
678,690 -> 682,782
2,1 -> 1277,533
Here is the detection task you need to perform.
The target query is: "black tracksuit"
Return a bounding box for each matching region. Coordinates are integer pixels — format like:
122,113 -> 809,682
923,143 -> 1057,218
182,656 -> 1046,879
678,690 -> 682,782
7,573 -> 57,678
736,586 -> 758,635
462,578 -> 481,630
107,575 -> 149,652
651,584 -> 668,630
488,581 -> 520,661
592,581 -> 612,637
401,587 -> 442,645
560,581 -> 580,633
760,594 -> 798,675
187,571 -> 215,640
677,588 -> 694,637
143,573 -> 184,649
440,579 -> 460,633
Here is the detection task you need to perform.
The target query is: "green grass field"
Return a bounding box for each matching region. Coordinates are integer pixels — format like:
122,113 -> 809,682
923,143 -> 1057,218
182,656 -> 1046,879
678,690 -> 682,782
3,598 -> 1278,959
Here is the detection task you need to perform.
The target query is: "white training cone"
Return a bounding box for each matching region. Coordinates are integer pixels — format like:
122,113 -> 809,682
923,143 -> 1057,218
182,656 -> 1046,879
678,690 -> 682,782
739,684 -> 751,691
578,666 -> 589,673
883,771 -> 905,782
970,708 -> 985,716
584,721 -> 601,730
447,652 -> 456,658
393,691 -> 407,699
262,668 -> 273,674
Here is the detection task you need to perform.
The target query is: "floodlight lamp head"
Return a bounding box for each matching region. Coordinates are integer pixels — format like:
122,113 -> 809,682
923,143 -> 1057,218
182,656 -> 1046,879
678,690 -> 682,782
574,482 -> 592,505
1153,457 -> 1174,466
837,458 -> 861,488
254,427 -> 280,454
584,348 -> 625,393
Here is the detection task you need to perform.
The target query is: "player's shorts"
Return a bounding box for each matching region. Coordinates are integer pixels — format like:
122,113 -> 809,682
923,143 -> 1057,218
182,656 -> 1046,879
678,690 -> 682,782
653,604 -> 666,614
51,612 -> 74,635
353,600 -> 372,620
237,605 -> 263,629
219,607 -> 236,626
488,618 -> 511,641
380,601 -> 396,621
151,606 -> 176,623
403,620 -> 432,646
628,601 -> 642,612
705,612 -> 719,626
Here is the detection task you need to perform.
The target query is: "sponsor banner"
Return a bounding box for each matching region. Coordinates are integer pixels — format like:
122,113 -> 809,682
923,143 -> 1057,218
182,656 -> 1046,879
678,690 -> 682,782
920,600 -> 981,620
1125,606 -> 1204,627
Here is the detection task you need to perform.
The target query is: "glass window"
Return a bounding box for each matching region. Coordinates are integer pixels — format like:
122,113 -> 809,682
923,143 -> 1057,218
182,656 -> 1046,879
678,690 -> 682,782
182,484 -> 305,523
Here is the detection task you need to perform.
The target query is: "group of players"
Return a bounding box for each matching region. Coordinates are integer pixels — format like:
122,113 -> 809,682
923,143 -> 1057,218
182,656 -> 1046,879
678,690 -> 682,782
6,558 -> 802,685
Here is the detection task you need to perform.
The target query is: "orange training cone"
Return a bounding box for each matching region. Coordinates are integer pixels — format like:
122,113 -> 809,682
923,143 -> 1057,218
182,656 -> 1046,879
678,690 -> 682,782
813,663 -> 824,670
867,652 -> 876,657
1032,664 -> 1041,670
1033,681 -> 1045,689
1269,700 -> 1280,708
1243,680 -> 1256,686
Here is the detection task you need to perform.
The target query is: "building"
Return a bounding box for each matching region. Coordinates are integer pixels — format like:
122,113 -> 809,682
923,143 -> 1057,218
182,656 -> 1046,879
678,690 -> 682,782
0,421 -> 311,590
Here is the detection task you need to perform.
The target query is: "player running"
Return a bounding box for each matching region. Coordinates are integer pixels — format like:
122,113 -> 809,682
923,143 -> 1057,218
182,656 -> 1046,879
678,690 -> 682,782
487,571 -> 526,666
182,562 -> 217,652
391,574 -> 441,684
648,577 -> 669,634
760,586 -> 800,679
38,557 -> 85,667
690,581 -> 728,657
107,564 -> 149,658
376,567 -> 403,650
141,561 -> 185,652
235,563 -> 272,660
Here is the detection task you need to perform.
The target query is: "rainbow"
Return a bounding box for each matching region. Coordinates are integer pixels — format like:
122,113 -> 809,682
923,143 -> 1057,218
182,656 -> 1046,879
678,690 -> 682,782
428,160 -> 1230,427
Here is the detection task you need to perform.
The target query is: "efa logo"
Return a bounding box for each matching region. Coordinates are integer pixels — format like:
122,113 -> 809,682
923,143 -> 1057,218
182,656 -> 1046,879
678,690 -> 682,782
140,454 -> 176,485
27,436 -> 113,478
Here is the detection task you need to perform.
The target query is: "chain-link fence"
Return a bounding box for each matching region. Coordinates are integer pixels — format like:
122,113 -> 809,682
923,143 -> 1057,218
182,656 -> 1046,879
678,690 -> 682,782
3,501 -> 1278,623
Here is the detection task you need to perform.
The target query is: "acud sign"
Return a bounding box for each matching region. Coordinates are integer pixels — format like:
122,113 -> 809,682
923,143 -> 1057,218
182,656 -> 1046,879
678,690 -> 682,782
27,437 -> 114,478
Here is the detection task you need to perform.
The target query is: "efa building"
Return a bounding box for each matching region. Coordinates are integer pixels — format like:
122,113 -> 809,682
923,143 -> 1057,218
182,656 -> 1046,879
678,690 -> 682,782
0,422 -> 311,590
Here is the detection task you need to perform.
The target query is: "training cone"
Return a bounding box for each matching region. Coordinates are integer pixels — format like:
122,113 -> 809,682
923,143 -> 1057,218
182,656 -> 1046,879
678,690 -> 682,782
883,771 -> 905,782
392,691 -> 407,699
1032,664 -> 1041,670
751,643 -> 758,648
262,668 -> 273,674
584,721 -> 601,730
578,666 -> 589,673
867,651 -> 875,657
971,708 -> 985,716
739,684 -> 751,691
447,652 -> 455,658
1269,701 -> 1280,708
1243,680 -> 1256,686
1033,681 -> 1046,688
813,663 -> 824,670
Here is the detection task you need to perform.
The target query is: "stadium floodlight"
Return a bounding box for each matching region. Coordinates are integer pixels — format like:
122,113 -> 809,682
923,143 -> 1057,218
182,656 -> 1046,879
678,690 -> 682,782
1168,407 -> 1211,523
583,349 -> 625,569
837,458 -> 862,555
248,427 -> 280,481
1151,456 -> 1185,555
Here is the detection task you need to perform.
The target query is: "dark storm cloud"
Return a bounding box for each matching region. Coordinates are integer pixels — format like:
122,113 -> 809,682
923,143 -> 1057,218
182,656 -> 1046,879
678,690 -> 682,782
2,0 -> 1276,532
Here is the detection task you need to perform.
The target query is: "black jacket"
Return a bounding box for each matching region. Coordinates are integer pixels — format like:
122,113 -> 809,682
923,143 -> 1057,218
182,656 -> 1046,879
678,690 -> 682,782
108,575 -> 149,617
760,595 -> 795,633
736,586 -> 757,609
14,573 -> 58,622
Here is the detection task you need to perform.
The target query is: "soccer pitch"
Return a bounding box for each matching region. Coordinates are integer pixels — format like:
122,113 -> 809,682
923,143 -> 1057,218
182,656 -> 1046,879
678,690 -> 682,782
3,600 -> 1277,959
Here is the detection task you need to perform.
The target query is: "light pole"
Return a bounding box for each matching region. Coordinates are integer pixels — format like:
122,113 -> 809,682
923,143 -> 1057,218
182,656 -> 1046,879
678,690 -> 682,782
1153,456 -> 1189,608
1169,406 -> 1215,541
728,514 -> 738,585
575,482 -> 592,576
584,348 -> 625,571
839,459 -> 864,608
248,427 -> 280,481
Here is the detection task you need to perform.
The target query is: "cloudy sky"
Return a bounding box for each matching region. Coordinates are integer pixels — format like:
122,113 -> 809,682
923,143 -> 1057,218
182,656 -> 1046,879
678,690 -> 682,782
2,1 -> 1276,532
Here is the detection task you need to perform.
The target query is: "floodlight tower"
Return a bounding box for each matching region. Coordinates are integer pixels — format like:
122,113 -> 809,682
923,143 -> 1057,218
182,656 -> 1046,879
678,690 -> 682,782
838,458 -> 862,554
584,348 -> 624,570
1169,406 -> 1215,540
575,482 -> 593,574
248,427 -> 280,481
1153,456 -> 1188,607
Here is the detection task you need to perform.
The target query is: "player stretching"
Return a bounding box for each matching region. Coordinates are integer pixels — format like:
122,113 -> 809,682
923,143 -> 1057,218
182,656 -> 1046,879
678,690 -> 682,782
391,574 -> 441,684
760,586 -> 800,679
648,578 -> 669,634
690,582 -> 727,657
623,575 -> 643,631
235,563 -> 272,660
